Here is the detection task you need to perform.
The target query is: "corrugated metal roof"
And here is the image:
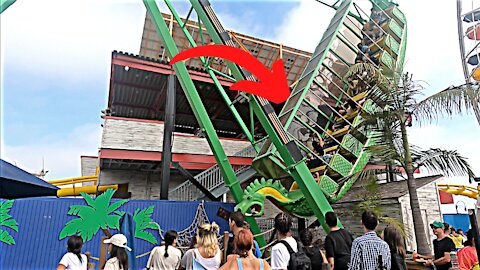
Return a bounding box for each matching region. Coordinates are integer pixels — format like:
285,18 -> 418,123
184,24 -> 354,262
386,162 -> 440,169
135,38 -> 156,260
139,13 -> 312,86
0,198 -> 233,270
108,52 -> 263,137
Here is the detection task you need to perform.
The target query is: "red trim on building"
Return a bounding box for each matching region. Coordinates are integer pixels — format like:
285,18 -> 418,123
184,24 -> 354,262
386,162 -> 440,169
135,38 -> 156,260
111,53 -> 234,86
99,149 -> 253,166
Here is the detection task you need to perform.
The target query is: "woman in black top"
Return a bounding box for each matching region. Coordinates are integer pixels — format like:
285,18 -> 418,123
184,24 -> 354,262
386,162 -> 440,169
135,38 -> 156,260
383,226 -> 407,270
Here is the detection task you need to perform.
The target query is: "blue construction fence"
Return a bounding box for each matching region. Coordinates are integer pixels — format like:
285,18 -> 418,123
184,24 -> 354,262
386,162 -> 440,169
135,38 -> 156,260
0,197 -> 234,270
443,213 -> 471,232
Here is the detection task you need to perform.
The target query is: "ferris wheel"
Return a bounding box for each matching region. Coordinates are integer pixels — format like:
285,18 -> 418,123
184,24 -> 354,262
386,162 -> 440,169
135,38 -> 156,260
457,0 -> 480,82
457,0 -> 480,124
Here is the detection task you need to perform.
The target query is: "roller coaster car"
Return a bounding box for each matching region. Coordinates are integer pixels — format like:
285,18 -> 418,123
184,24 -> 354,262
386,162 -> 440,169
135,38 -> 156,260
466,24 -> 480,40
327,125 -> 350,138
369,35 -> 386,54
471,65 -> 480,81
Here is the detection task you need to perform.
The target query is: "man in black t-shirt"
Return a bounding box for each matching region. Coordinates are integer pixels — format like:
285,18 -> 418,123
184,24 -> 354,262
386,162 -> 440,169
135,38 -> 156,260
324,211 -> 354,270
226,211 -> 262,258
418,221 -> 455,270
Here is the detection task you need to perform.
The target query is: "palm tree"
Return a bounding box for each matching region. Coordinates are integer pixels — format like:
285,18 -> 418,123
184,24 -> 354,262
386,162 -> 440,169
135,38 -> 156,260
0,200 -> 18,245
59,189 -> 128,241
133,205 -> 158,244
344,63 -> 478,254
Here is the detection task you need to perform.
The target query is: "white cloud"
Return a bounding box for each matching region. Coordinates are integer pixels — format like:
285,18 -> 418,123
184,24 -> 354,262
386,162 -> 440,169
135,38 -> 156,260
272,0 -> 335,51
1,123 -> 102,180
217,8 -> 266,38
0,0 -> 146,82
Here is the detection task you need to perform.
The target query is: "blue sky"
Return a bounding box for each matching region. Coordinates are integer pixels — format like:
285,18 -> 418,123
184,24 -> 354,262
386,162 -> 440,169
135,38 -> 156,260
1,0 -> 479,209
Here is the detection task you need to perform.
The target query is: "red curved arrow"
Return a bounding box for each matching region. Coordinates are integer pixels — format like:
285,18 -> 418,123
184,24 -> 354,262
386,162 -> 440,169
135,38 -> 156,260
170,45 -> 290,104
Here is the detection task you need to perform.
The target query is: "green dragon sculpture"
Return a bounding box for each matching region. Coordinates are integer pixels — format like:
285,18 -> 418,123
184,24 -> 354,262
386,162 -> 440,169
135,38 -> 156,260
235,178 -> 316,218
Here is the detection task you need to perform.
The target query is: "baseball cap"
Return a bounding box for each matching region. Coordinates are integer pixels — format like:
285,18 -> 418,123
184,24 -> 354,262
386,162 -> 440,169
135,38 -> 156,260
430,221 -> 445,229
103,234 -> 132,251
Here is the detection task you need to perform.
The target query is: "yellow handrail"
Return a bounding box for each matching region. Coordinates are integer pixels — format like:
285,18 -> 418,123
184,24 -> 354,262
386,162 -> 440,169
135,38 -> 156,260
49,176 -> 98,186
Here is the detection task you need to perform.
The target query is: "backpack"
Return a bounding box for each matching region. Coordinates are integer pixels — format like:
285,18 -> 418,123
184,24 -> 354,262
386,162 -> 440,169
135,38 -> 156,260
277,240 -> 312,270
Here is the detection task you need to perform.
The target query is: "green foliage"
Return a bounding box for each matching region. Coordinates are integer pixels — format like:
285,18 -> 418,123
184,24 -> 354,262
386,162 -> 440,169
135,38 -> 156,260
346,64 -> 476,181
133,206 -> 158,244
354,177 -> 382,214
0,200 -> 18,245
353,177 -> 406,237
59,189 -> 128,242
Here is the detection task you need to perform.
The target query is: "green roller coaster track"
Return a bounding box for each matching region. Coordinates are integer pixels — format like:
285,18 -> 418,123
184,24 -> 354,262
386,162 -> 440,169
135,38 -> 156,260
142,0 -> 408,247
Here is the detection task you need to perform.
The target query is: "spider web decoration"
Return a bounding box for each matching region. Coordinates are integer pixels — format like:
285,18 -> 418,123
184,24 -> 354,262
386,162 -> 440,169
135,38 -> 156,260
154,201 -> 224,249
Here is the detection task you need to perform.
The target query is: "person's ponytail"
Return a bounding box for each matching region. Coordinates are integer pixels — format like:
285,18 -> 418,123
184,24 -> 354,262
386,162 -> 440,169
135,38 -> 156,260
67,236 -> 84,263
164,230 -> 178,258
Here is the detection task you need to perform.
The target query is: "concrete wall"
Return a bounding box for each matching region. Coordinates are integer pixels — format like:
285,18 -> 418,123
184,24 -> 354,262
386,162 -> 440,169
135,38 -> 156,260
80,156 -> 98,176
399,182 -> 441,252
100,169 -> 187,200
80,156 -> 98,186
101,118 -> 252,156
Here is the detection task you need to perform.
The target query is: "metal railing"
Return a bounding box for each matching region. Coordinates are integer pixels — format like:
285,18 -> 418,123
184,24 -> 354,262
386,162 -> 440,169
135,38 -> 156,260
169,143 -> 261,201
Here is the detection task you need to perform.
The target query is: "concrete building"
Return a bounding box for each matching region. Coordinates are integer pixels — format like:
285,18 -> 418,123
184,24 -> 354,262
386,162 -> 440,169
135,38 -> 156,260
330,175 -> 443,252
82,12 -> 312,200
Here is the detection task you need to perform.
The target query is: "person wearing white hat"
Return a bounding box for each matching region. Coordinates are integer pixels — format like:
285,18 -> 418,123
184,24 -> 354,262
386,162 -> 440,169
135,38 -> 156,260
103,234 -> 131,270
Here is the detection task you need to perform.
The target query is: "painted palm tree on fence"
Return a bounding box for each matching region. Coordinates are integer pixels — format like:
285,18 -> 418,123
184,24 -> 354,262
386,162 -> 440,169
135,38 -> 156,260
59,189 -> 128,241
344,63 -> 478,254
0,200 -> 18,245
133,205 -> 158,244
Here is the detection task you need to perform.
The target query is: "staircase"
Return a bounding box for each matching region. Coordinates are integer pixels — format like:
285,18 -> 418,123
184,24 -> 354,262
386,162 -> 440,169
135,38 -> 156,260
169,144 -> 260,201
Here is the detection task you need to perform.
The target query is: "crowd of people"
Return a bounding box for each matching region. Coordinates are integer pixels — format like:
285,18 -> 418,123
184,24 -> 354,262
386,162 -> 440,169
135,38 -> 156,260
416,221 -> 480,270
56,209 -> 479,270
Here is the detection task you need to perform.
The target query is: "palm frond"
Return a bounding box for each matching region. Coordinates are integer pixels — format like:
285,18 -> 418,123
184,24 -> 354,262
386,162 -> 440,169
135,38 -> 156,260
107,199 -> 128,214
414,83 -> 480,125
0,230 -> 15,245
133,206 -> 158,244
344,63 -> 390,88
380,217 -> 407,238
411,147 -> 476,181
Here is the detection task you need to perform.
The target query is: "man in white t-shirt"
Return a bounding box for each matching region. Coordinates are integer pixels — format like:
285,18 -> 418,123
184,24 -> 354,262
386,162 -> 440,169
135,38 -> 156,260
271,212 -> 298,270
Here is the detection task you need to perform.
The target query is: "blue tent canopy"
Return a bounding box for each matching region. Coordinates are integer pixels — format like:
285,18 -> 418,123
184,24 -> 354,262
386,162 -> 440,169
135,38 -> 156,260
0,159 -> 59,199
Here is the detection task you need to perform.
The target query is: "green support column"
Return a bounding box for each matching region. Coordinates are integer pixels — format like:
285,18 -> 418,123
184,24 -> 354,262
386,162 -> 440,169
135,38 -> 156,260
142,0 -> 266,246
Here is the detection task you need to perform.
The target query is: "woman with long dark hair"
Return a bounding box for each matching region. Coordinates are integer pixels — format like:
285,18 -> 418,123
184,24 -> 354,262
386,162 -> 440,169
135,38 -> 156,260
103,234 -> 131,270
57,235 -> 87,270
146,230 -> 182,270
383,226 -> 407,270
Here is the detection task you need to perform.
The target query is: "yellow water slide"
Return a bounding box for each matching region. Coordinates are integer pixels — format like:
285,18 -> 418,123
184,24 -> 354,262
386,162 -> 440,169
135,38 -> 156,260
48,168 -> 118,197
437,184 -> 479,199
